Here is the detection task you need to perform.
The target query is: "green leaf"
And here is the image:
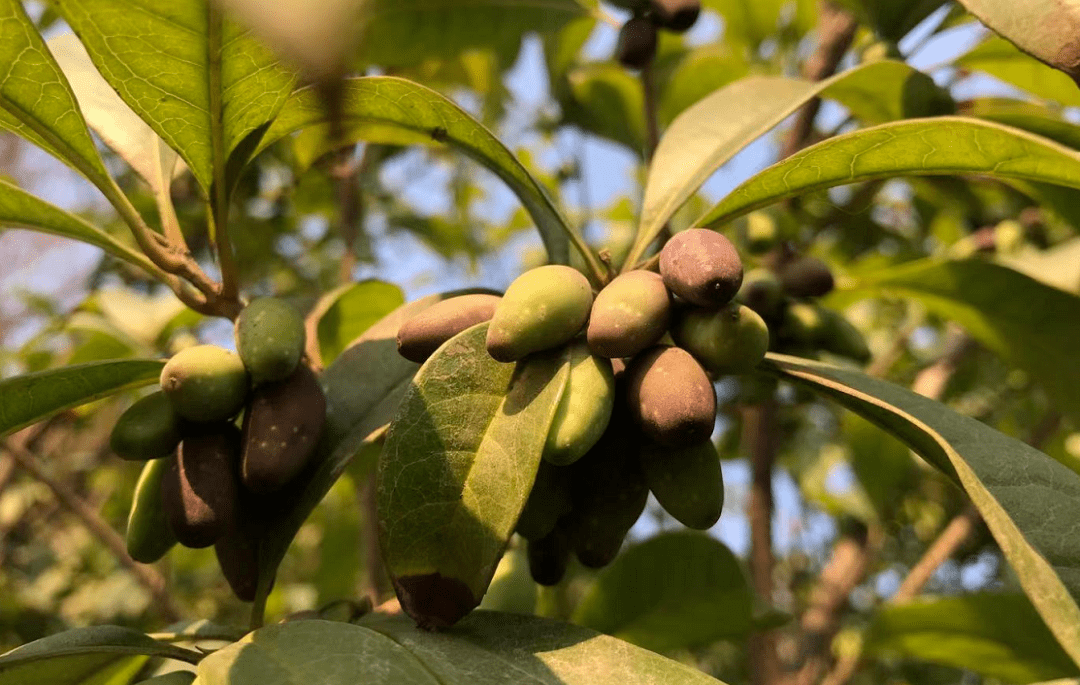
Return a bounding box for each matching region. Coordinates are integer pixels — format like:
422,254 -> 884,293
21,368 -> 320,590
761,353 -> 1080,669
572,532 -> 755,652
704,0 -> 816,48
560,62 -> 646,154
0,625 -> 201,685
197,614 -> 726,684
377,323 -> 569,624
853,259 -> 1080,422
999,237 -> 1080,295
657,46 -> 749,127
629,61 -> 947,266
957,35 -> 1080,108
134,673 -> 196,685
258,76 -> 571,264
698,117 -> 1080,230
313,280 -> 404,367
836,0 -> 948,42
56,0 -> 296,192
967,98 -> 1080,151
0,360 -> 164,437
863,594 -> 1080,683
0,0 -> 110,185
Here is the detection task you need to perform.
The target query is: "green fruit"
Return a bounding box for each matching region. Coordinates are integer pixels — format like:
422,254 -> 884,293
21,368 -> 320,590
615,16 -> 658,70
240,364 -> 327,494
544,341 -> 615,466
744,212 -> 779,254
527,525 -> 572,586
160,423 -> 240,548
486,265 -> 593,362
625,346 -> 716,446
672,303 -> 770,375
516,461 -> 573,541
736,268 -> 785,321
659,229 -> 743,308
639,438 -> 724,530
819,308 -> 871,363
779,302 -> 827,347
586,270 -> 671,359
397,293 -> 501,363
125,457 -> 177,563
778,256 -> 834,298
651,0 -> 700,32
110,391 -> 182,461
160,345 -> 249,423
235,298 -> 306,385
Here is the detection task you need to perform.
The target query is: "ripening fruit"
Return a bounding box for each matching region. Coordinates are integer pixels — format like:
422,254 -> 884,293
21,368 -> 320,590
527,525 -> 572,586
110,391 -> 183,461
544,342 -> 615,466
241,365 -> 327,494
615,16 -> 658,70
639,438 -> 724,530
397,294 -> 501,363
160,345 -> 249,423
125,457 -> 177,563
778,256 -> 834,298
516,461 -> 573,540
651,0 -> 700,32
160,423 -> 240,548
214,495 -> 264,602
736,268 -> 785,321
625,346 -> 716,446
486,265 -> 593,362
234,298 -> 305,385
672,303 -> 770,376
660,229 -> 744,308
818,308 -> 871,363
587,270 -> 671,359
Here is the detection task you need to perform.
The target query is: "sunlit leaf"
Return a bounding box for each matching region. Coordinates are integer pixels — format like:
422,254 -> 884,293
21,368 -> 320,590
957,35 -> 1080,108
312,280 -> 404,367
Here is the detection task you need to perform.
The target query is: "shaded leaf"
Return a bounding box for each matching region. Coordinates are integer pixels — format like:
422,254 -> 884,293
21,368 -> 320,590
0,360 -> 164,437
999,238 -> 1080,295
761,353 -> 1080,668
837,0 -> 948,42
561,62 -> 646,154
966,98 -> 1080,150
134,673 -> 197,685
313,280 -> 404,366
658,46 -> 749,127
957,35 -> 1080,108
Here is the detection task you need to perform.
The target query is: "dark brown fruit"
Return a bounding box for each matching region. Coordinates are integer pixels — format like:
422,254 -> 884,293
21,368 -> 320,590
659,229 -> 744,308
587,270 -> 671,359
214,496 -> 264,602
240,364 -> 327,494
625,346 -> 716,446
397,294 -> 501,363
527,525 -> 572,586
160,423 -> 240,549
516,460 -> 573,541
393,573 -> 478,631
778,256 -> 834,298
651,0 -> 700,32
616,16 -> 658,70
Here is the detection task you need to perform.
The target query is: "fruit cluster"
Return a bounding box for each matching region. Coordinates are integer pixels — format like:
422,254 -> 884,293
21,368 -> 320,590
111,298 -> 326,601
396,228 -> 769,585
614,0 -> 701,70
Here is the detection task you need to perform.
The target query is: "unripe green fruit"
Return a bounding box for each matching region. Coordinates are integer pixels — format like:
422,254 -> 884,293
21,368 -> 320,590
651,0 -> 700,32
616,17 -> 658,70
660,229 -> 744,308
778,256 -> 834,298
241,364 -> 327,494
125,457 -> 177,563
486,265 -> 593,362
544,341 -> 615,466
626,346 -> 716,446
397,294 -> 501,363
160,345 -> 249,423
235,298 -> 305,385
160,423 -> 240,548
819,308 -> 871,363
744,212 -> 779,254
527,525 -> 572,586
110,391 -> 182,461
517,461 -> 573,541
736,268 -> 785,321
779,302 -> 827,347
672,303 -> 770,376
587,270 -> 670,358
639,438 -> 723,530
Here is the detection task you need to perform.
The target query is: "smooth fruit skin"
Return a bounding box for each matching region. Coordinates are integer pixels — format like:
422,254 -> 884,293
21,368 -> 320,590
241,364 -> 327,494
235,298 -> 305,385
397,294 -> 501,363
779,302 -> 827,348
625,346 -> 716,446
110,391 -> 183,461
125,457 -> 178,563
736,268 -> 785,322
486,265 -> 593,362
616,16 -> 658,70
819,308 -> 871,363
544,342 -> 615,466
160,345 -> 249,423
651,0 -> 700,32
639,438 -> 723,530
660,229 -> 744,308
587,270 -> 671,359
517,461 -> 573,541
214,492 -> 266,602
527,525 -> 572,586
673,303 -> 770,375
160,423 -> 240,549
778,256 -> 834,298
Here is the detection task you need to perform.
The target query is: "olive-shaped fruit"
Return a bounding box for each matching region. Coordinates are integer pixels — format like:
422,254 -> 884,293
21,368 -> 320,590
615,16 -> 658,70
110,391 -> 182,461
778,256 -> 834,298
527,525 -> 572,586
659,229 -> 744,308
486,265 -> 593,362
125,457 -> 177,563
639,438 -> 724,530
651,0 -> 700,32
819,308 -> 871,363
516,461 -> 573,540
160,423 -> 240,548
737,268 -> 785,321
241,364 -> 327,494
587,270 -> 671,358
744,212 -> 779,254
234,298 -> 305,385
397,294 -> 501,363
672,303 -> 770,375
544,342 -> 615,466
779,302 -> 827,347
160,345 -> 249,423
214,494 -> 265,602
625,346 -> 716,446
